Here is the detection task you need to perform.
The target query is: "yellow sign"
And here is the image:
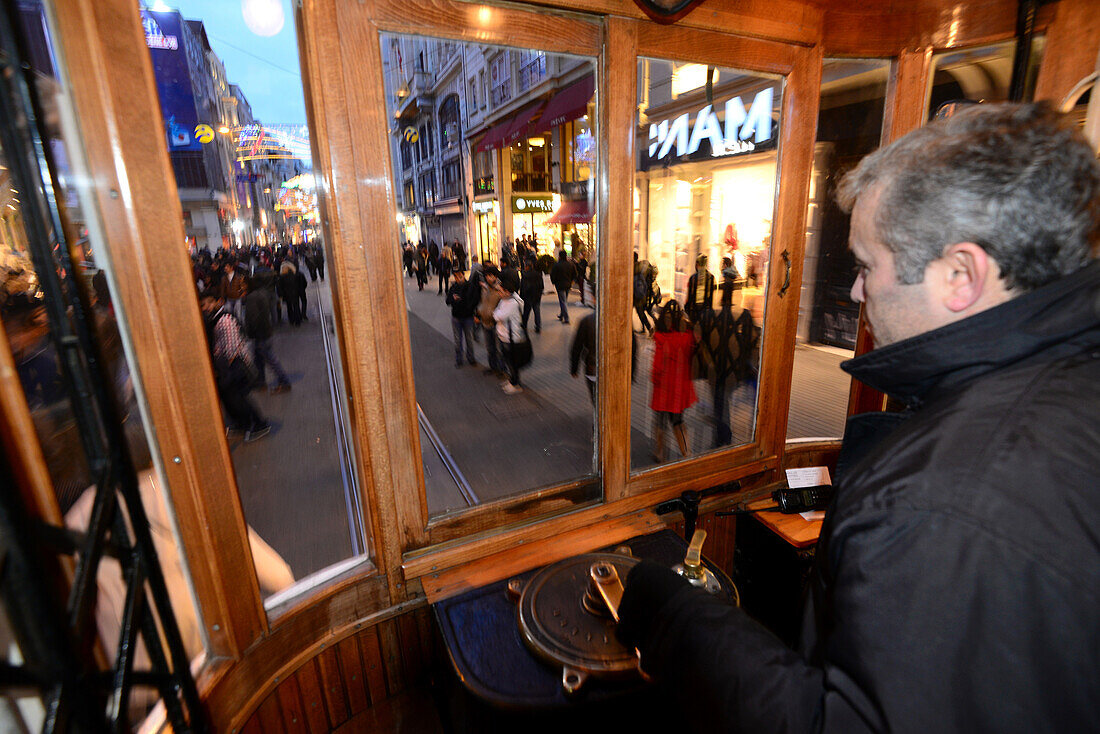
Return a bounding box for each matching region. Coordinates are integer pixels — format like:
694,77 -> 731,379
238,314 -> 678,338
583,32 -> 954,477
403,126 -> 419,144
194,124 -> 215,144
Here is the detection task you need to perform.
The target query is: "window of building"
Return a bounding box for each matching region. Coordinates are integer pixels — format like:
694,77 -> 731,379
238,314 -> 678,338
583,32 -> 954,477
490,53 -> 512,108
517,50 -> 546,92
441,161 -> 460,200
509,135 -> 550,193
418,170 -> 435,208
400,137 -> 413,170
473,150 -> 494,195
439,95 -> 460,152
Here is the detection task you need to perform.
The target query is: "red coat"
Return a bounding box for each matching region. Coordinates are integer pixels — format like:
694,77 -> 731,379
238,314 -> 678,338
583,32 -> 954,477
650,330 -> 697,414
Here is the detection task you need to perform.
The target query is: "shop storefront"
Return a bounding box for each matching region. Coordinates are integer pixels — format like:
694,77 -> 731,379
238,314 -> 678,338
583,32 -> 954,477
510,193 -> 559,254
400,212 -> 420,245
472,199 -> 498,264
633,75 -> 780,314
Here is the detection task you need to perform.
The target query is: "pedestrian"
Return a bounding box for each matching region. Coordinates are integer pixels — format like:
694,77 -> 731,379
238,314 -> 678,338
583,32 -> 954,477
402,244 -> 414,277
494,272 -> 528,394
438,246 -> 453,295
428,239 -> 440,277
445,269 -> 477,367
453,239 -> 467,272
520,258 -> 544,333
219,260 -> 247,319
312,245 -> 325,282
279,260 -> 302,326
304,247 -> 318,281
550,250 -> 576,324
574,251 -> 589,306
648,300 -> 695,462
685,254 -> 715,322
415,245 -> 428,291
200,290 -> 270,442
244,277 -> 291,394
475,268 -> 504,377
569,310 -> 597,405
633,252 -> 653,335
296,264 -> 309,321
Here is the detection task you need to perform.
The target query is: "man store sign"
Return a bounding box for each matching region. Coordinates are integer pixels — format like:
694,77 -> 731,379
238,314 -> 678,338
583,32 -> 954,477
645,87 -> 775,167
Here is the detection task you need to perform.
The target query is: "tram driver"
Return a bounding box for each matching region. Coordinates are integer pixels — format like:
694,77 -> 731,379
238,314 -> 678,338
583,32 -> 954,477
617,102 -> 1100,733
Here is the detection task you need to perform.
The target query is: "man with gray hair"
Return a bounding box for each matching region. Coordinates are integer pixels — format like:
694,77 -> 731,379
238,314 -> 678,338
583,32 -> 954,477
616,103 -> 1100,732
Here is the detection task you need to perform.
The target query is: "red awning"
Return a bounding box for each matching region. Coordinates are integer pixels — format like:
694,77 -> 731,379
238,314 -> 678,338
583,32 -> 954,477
474,120 -> 511,153
532,74 -> 595,134
500,102 -> 545,148
547,199 -> 593,224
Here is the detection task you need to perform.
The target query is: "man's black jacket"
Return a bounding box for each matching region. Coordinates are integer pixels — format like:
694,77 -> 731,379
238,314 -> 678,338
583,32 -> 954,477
619,261 -> 1100,733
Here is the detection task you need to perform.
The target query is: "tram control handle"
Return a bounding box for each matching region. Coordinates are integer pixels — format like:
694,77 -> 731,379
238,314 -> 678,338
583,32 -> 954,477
716,485 -> 836,516
655,481 -> 741,540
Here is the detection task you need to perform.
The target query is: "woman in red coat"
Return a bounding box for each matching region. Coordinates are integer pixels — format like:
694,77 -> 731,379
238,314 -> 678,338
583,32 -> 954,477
650,300 -> 696,461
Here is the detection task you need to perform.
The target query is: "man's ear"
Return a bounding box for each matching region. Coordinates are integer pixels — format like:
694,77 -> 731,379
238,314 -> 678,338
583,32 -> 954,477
937,242 -> 992,313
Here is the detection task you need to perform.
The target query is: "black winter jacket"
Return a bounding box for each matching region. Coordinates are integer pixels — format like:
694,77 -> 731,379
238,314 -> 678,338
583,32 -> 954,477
620,261 -> 1100,733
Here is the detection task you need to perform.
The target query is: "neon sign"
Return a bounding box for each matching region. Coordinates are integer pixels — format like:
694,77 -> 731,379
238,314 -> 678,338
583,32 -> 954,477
647,87 -> 774,163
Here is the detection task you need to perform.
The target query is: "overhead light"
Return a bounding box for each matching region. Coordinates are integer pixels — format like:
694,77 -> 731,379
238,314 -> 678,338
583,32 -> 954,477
218,126 -> 231,134
527,137 -> 545,147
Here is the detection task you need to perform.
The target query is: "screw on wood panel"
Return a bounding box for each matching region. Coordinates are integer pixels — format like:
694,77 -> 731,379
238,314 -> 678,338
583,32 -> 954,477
109,189 -> 120,199
212,624 -> 220,631
173,456 -> 181,464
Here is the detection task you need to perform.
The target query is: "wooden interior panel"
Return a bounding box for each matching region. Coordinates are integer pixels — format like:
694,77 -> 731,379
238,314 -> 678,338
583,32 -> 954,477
293,659 -> 330,733
316,645 -> 350,729
233,611 -> 436,733
275,674 -> 309,733
337,636 -> 370,716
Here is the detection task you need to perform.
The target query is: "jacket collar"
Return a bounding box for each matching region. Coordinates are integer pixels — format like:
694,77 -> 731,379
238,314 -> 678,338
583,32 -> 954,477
842,260 -> 1100,406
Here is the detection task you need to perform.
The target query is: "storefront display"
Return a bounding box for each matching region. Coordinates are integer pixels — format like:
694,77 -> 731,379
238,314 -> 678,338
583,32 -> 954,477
472,199 -> 499,263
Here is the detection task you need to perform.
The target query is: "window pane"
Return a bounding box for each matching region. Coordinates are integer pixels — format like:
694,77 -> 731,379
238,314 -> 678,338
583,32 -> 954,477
382,33 -> 598,516
3,0 -> 204,717
140,1 -> 368,603
787,59 -> 889,441
927,38 -> 1044,120
631,58 -> 780,471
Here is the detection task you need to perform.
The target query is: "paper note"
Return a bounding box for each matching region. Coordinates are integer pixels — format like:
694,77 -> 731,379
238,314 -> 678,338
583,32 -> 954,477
785,466 -> 831,488
800,510 -> 826,521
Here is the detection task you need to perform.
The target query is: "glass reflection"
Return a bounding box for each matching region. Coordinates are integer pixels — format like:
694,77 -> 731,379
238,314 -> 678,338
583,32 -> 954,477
381,34 -> 598,516
631,58 -> 780,471
787,59 -> 889,441
141,1 -> 364,597
927,39 -> 1043,120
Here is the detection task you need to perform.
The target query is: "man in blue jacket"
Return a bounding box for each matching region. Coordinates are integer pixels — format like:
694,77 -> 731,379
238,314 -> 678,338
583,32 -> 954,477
618,103 -> 1100,733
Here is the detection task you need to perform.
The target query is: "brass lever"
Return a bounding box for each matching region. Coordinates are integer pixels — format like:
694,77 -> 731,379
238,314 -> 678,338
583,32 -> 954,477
589,561 -> 625,622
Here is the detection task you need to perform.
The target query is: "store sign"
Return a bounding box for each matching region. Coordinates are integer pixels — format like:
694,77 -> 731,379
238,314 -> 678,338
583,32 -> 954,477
647,87 -> 774,163
142,13 -> 179,50
472,201 -> 494,214
512,195 -> 554,214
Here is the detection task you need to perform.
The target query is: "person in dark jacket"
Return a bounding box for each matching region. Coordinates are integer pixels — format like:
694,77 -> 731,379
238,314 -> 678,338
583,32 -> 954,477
278,261 -> 302,326
445,269 -> 477,367
520,258 -> 544,333
569,311 -> 597,405
617,103 -> 1100,733
684,254 -> 714,322
243,278 -> 290,393
550,251 -> 576,324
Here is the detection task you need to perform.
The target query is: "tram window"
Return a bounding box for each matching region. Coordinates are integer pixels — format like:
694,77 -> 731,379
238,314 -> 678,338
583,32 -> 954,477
787,59 -> 889,442
1,1 -> 205,716
139,2 -> 369,600
381,32 -> 598,517
927,38 -> 1045,120
631,58 -> 781,472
